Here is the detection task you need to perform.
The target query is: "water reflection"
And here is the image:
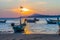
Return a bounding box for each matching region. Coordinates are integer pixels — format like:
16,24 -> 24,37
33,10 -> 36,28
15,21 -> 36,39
0,18 -> 59,34
23,18 -> 59,34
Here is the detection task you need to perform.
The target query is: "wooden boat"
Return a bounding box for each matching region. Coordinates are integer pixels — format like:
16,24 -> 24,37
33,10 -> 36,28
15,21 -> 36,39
46,19 -> 59,24
0,20 -> 6,23
25,18 -> 39,23
11,22 -> 26,33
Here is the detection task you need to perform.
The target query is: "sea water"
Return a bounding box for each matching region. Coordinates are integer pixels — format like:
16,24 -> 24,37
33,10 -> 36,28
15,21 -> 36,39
0,18 -> 20,34
0,18 -> 59,34
25,18 -> 59,34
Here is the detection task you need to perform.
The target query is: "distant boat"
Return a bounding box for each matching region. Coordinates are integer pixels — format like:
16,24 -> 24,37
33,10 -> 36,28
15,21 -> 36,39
25,18 -> 39,23
46,19 -> 59,24
0,20 -> 6,23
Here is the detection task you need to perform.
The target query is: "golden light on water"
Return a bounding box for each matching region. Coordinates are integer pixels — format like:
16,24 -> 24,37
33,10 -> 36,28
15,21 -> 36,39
24,24 -> 32,34
21,18 -> 32,34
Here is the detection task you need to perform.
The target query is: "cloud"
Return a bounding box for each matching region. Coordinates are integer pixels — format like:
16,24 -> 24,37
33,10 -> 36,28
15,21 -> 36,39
0,0 -> 13,2
36,2 -> 47,5
20,0 -> 27,2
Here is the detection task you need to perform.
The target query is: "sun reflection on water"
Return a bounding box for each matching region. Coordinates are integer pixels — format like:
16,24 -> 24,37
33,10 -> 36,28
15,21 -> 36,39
24,23 -> 32,34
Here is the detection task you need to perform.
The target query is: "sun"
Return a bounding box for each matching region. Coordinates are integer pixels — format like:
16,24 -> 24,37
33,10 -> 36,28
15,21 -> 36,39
20,8 -> 34,16
11,7 -> 35,16
21,8 -> 30,11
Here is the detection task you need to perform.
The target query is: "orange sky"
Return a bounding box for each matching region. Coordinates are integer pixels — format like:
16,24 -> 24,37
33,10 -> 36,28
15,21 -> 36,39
10,8 -> 35,16
0,0 -> 60,18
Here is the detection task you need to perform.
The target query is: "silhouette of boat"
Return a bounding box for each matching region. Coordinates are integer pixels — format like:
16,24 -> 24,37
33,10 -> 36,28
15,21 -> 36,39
11,20 -> 26,33
0,20 -> 6,23
25,18 -> 39,23
46,19 -> 60,24
10,18 -> 38,33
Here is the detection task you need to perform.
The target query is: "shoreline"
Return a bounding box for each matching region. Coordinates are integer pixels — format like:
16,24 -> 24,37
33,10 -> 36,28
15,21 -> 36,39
0,34 -> 60,40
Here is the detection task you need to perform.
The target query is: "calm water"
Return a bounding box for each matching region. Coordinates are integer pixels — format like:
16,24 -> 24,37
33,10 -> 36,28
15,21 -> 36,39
0,18 -> 59,34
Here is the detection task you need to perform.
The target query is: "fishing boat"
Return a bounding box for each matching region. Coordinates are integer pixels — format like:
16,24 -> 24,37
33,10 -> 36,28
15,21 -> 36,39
0,20 -> 6,23
25,18 -> 39,23
11,21 -> 26,33
46,19 -> 60,24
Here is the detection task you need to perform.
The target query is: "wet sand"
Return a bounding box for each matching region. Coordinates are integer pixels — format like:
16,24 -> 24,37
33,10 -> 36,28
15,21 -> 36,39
0,34 -> 60,40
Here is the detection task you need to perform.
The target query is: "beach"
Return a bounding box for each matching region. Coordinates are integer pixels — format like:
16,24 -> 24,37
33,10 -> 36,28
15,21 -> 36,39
0,34 -> 60,40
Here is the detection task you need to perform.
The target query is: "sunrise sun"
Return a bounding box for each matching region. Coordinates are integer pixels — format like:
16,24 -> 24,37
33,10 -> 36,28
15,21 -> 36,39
21,8 -> 30,11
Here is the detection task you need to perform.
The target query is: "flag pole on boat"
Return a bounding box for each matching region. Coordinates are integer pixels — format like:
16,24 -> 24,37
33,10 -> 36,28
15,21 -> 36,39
20,6 -> 23,25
